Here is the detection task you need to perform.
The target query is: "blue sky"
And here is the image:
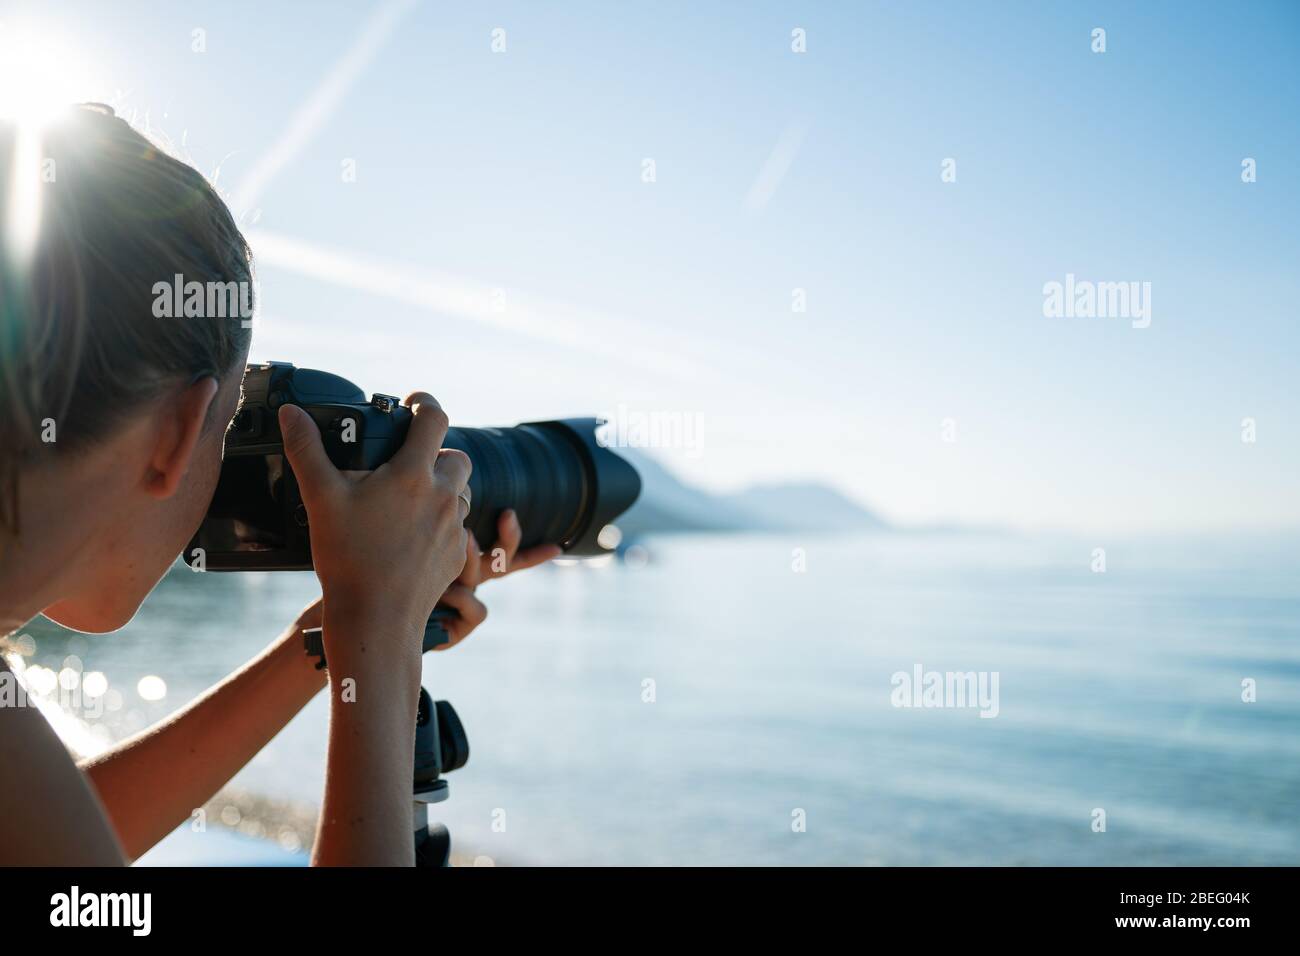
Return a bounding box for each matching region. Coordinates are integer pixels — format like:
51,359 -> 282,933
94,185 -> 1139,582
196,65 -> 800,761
2,0 -> 1297,534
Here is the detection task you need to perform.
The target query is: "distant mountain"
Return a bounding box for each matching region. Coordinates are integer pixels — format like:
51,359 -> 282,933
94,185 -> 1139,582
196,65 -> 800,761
612,449 -> 752,534
613,448 -> 886,537
727,483 -> 889,532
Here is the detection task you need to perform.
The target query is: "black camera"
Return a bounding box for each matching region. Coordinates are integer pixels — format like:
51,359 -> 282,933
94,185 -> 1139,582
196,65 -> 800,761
185,361 -> 641,573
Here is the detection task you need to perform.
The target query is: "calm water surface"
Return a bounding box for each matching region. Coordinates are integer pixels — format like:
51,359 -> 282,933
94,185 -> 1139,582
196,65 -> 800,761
17,532 -> 1300,865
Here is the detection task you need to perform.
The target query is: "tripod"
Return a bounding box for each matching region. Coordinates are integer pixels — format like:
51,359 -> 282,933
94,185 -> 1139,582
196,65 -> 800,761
412,687 -> 468,866
304,606 -> 469,867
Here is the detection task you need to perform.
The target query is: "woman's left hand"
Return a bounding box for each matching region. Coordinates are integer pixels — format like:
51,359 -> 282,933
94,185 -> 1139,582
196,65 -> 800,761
434,509 -> 562,650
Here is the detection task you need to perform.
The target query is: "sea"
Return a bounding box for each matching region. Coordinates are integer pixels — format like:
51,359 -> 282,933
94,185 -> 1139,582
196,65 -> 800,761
13,531 -> 1300,866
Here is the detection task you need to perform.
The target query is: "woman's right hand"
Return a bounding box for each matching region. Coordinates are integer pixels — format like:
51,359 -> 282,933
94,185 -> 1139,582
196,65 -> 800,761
277,391 -> 471,661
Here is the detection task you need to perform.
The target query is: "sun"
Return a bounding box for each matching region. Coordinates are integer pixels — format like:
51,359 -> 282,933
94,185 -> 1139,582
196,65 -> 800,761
0,24 -> 102,264
0,24 -> 100,128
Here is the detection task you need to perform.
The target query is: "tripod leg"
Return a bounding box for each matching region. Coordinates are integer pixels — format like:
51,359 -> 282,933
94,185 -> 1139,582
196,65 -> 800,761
414,823 -> 451,867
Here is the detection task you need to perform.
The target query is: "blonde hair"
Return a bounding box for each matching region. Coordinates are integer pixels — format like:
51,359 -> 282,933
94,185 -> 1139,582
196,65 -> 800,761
0,104 -> 253,537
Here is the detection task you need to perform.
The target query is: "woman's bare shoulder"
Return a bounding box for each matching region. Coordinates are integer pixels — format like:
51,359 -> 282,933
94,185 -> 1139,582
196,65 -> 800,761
0,658 -> 125,865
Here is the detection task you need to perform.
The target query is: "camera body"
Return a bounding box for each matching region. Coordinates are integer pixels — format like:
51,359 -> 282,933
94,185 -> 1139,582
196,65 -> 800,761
185,362 -> 640,572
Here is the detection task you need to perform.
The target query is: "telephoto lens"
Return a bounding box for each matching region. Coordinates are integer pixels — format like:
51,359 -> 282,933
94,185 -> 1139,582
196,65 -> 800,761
442,420 -> 640,557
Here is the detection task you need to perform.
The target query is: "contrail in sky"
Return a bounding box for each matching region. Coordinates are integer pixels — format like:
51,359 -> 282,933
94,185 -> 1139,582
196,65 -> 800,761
743,122 -> 809,212
232,0 -> 419,215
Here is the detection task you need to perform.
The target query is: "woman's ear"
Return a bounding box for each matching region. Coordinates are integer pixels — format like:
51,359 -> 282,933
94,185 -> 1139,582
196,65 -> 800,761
144,376 -> 220,499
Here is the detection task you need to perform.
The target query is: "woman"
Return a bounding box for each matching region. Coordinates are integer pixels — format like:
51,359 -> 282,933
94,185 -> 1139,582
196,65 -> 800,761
0,104 -> 557,865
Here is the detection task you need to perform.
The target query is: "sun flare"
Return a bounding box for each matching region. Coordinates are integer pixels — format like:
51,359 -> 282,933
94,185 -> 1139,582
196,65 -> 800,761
0,25 -> 100,264
0,26 -> 98,127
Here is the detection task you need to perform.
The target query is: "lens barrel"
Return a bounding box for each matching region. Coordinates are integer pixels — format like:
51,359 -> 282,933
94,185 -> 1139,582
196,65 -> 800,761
443,419 -> 641,557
